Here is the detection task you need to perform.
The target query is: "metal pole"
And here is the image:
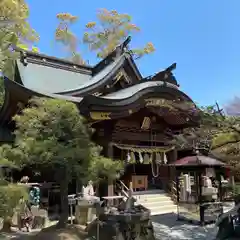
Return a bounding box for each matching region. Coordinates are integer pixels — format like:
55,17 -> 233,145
96,218 -> 99,240
70,204 -> 73,224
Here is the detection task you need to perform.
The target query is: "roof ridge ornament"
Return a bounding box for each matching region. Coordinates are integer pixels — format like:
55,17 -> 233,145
115,36 -> 132,58
20,51 -> 28,66
151,62 -> 179,87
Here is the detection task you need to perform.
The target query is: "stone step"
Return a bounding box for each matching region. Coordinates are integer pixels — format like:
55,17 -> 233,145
133,193 -> 169,198
139,200 -> 175,208
133,190 -> 177,216
135,194 -> 172,200
150,205 -> 177,216
134,194 -> 172,203
133,189 -> 164,195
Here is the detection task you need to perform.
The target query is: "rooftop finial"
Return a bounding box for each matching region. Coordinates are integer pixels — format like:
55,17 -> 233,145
116,36 -> 132,57
165,63 -> 176,72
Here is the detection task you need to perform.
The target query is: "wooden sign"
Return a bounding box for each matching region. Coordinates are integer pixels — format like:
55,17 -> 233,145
90,112 -> 111,120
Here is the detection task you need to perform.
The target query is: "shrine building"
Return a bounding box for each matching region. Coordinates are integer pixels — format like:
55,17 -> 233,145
0,37 -> 199,192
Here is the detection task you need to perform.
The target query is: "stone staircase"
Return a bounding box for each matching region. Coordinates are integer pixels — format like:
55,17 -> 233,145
133,189 -> 177,216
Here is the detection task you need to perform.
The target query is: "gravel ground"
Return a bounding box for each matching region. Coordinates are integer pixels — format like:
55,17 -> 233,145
151,213 -> 218,240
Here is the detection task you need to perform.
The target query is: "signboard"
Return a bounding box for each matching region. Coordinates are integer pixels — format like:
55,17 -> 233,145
68,196 -> 76,205
90,112 -> 111,120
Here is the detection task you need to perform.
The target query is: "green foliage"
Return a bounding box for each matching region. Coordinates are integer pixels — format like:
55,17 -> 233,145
0,0 -> 39,75
0,157 -> 19,170
88,156 -> 123,183
83,9 -> 155,59
55,9 -> 155,62
0,97 -> 100,226
0,183 -> 27,220
55,13 -> 84,65
10,97 -> 93,183
0,97 -> 120,226
0,77 -> 5,107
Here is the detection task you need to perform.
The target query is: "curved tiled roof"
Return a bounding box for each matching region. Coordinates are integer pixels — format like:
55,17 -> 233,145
16,53 -> 129,96
102,81 -> 179,99
16,60 -> 91,93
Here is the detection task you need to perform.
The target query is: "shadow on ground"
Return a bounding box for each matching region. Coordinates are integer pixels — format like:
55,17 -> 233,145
0,213 -> 218,240
0,225 -> 87,240
151,213 -> 218,240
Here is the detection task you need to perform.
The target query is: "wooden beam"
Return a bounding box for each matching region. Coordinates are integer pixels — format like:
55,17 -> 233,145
111,131 -> 172,142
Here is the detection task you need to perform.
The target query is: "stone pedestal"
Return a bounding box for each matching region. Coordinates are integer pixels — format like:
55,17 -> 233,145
75,196 -> 100,225
87,204 -> 156,240
75,205 -> 97,225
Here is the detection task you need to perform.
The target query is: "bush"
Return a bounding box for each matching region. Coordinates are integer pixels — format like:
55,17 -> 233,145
0,183 -> 28,231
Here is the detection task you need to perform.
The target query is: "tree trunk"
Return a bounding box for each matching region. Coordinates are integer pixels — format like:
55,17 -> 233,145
1,218 -> 12,232
57,180 -> 69,228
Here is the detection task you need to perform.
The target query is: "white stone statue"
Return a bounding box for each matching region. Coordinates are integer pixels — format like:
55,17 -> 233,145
82,180 -> 95,196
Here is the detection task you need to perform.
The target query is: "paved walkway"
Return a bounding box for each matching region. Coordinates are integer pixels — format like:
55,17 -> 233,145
151,213 -> 218,240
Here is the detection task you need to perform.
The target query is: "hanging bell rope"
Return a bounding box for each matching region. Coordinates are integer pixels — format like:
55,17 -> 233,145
151,153 -> 159,178
112,143 -> 174,153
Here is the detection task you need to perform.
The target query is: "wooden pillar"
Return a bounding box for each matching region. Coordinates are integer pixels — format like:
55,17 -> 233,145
198,169 -> 204,224
107,143 -> 114,197
172,148 -> 178,162
167,148 -> 177,163
107,142 -> 113,159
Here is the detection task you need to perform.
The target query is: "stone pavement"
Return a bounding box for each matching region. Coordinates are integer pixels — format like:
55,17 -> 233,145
151,213 -> 218,240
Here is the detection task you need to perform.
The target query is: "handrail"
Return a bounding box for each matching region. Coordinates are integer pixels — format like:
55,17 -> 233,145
119,180 -> 129,192
168,180 -> 177,203
116,180 -> 129,198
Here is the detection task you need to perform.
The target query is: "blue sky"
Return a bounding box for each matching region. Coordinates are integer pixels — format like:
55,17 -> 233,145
27,0 -> 240,107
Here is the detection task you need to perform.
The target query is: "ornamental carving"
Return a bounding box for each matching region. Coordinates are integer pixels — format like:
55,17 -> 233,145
145,98 -> 174,109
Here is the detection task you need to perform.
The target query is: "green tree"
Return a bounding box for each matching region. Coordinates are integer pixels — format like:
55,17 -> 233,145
175,103 -> 240,176
0,0 -> 39,76
3,97 -> 121,227
55,9 -> 155,63
8,97 -> 93,227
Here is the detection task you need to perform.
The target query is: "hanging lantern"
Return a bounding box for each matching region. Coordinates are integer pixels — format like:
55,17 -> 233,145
139,152 -> 144,163
151,154 -> 159,178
